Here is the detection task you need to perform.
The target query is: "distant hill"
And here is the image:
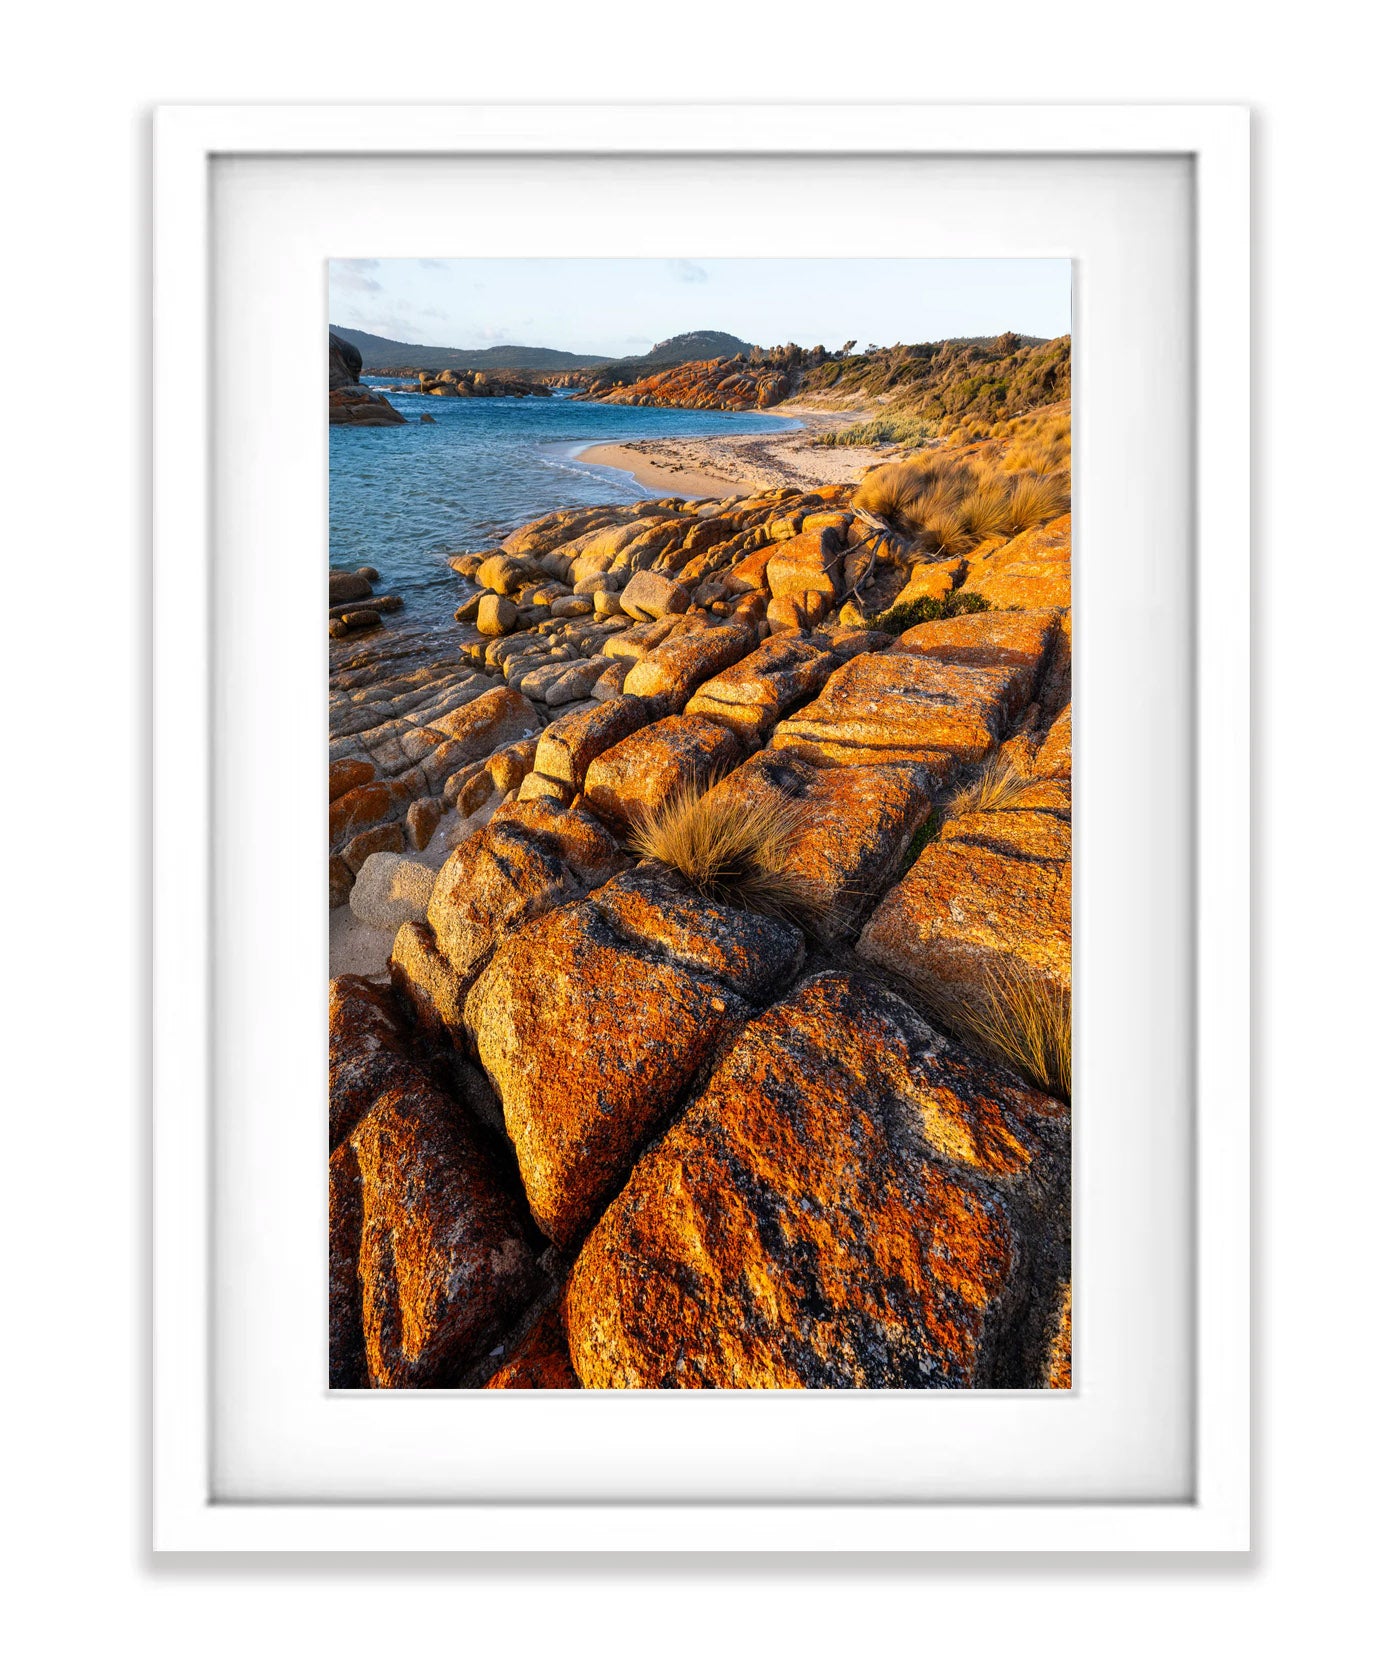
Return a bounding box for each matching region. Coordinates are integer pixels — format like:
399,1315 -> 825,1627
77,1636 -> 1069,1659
641,330 -> 755,363
332,324 -> 757,374
331,325 -> 610,372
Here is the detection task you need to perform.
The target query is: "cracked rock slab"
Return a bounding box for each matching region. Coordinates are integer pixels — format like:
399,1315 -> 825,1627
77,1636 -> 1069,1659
465,867 -> 803,1248
564,970 -> 1070,1388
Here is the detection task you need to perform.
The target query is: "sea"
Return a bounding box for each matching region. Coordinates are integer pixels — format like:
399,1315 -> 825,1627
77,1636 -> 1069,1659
330,383 -> 799,625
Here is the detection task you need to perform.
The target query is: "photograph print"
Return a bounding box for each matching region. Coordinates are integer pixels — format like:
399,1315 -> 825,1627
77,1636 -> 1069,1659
328,257 -> 1072,1391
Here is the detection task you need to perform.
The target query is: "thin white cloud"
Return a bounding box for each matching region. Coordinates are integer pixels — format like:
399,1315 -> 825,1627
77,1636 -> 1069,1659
330,258 -> 383,296
667,259 -> 708,284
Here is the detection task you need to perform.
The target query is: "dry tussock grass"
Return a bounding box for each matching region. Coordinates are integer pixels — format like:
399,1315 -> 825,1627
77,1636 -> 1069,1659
853,449 -> 1070,556
943,752 -> 1043,819
996,405 -> 1072,475
916,961 -> 1071,1102
1005,472 -> 1071,529
629,776 -> 807,917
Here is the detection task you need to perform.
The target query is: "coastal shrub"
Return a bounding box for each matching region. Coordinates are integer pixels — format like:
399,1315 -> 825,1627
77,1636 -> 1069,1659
801,334 -> 1070,432
914,961 -> 1071,1103
869,590 -> 990,634
812,416 -> 936,448
629,777 -> 806,917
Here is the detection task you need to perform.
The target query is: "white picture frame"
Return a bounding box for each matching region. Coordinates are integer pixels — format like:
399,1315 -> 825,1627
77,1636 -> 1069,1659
153,103 -> 1250,1553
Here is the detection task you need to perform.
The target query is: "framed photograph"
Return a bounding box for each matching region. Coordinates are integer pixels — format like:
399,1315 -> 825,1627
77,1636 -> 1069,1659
153,103 -> 1249,1551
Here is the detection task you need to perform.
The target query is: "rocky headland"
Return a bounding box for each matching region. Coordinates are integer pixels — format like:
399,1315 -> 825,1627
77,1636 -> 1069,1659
329,330 -> 406,427
328,412 -> 1074,1388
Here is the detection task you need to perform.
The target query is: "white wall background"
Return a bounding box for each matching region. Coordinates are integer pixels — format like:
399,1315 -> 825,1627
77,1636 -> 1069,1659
3,4 -> 1392,1673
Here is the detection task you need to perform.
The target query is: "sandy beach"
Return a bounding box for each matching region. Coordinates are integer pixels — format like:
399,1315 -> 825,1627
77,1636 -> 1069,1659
575,410 -> 894,498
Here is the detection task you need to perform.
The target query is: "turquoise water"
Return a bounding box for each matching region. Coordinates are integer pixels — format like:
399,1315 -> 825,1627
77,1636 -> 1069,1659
329,386 -> 798,623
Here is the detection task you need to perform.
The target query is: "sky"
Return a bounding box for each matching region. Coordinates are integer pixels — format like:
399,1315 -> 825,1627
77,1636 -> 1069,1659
329,258 -> 1070,356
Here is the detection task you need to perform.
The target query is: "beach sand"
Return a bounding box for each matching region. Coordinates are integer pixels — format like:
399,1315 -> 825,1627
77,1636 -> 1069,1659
576,410 -> 895,498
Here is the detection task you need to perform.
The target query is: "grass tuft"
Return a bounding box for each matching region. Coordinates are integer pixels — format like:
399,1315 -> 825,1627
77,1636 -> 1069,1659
1004,472 -> 1071,530
916,961 -> 1071,1102
943,750 -> 1041,819
629,777 -> 808,917
853,449 -> 1070,557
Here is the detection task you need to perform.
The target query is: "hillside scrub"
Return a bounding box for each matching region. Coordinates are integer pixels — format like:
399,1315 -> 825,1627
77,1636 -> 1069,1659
801,332 -> 1070,430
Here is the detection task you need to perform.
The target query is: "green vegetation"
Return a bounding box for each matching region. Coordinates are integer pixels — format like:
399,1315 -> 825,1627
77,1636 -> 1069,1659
801,332 -> 1070,433
813,417 -> 937,448
900,810 -> 944,871
869,591 -> 990,634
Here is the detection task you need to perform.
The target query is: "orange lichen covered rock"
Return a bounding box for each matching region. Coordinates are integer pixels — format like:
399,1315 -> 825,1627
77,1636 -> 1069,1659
685,634 -> 843,744
484,1304 -> 582,1389
414,685 -> 540,793
771,650 -> 1021,770
721,749 -> 935,940
1035,704 -> 1072,780
388,918 -> 472,1042
533,696 -> 648,792
348,1075 -> 538,1387
593,864 -> 805,1003
763,526 -> 843,600
1044,1282 -> 1072,1388
329,1141 -> 369,1387
898,608 -> 1060,711
327,973 -> 540,1389
329,757 -> 376,803
888,559 -> 963,613
583,713 -> 743,829
583,354 -> 791,412
601,614 -> 687,666
426,796 -> 623,982
329,855 -> 355,910
564,972 -> 1070,1387
963,514 -> 1071,611
726,543 -> 778,593
329,780 -> 395,849
328,974 -> 412,1152
465,868 -> 803,1247
502,506 -> 616,560
329,384 -> 406,426
619,569 -> 691,622
856,805 -> 1071,1011
341,820 -> 406,872
434,682 -> 537,748
622,623 -> 757,711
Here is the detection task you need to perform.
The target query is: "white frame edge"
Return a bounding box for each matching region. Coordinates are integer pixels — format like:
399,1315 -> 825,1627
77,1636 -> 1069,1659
152,102 -> 1250,1554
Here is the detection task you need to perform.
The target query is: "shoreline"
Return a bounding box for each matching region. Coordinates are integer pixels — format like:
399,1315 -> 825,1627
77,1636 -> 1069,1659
573,409 -> 893,498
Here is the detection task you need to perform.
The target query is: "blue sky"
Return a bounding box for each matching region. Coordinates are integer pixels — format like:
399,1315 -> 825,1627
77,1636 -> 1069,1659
329,258 -> 1070,355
